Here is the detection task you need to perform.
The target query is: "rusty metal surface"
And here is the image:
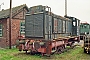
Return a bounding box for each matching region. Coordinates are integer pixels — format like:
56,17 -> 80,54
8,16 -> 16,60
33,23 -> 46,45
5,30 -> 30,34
17,35 -> 80,55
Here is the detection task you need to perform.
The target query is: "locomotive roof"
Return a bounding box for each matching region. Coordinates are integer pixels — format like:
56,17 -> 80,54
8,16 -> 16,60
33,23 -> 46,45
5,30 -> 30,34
29,5 -> 72,21
48,12 -> 71,21
80,22 -> 90,25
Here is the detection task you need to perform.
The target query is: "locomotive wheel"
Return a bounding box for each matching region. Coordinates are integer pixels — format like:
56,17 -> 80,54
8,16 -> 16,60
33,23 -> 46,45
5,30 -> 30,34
56,46 -> 62,54
59,47 -> 62,54
61,46 -> 64,53
29,50 -> 36,55
70,43 -> 75,49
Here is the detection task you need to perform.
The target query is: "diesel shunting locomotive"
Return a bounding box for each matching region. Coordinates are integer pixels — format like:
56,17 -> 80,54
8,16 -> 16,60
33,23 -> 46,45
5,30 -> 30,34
17,5 -> 80,56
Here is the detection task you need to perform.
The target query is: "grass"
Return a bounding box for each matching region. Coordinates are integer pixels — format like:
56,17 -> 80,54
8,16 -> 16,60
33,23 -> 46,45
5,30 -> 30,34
0,46 -> 90,60
54,46 -> 90,60
0,48 -> 42,60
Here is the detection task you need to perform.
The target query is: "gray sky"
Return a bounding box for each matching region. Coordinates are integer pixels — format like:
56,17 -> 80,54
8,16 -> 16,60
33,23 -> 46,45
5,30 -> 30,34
0,0 -> 90,23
